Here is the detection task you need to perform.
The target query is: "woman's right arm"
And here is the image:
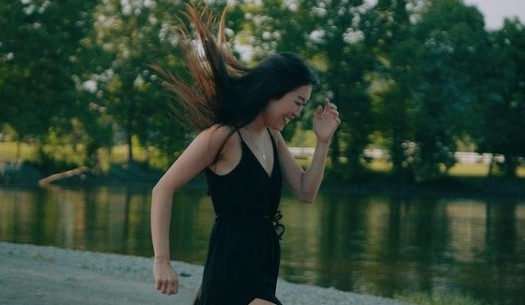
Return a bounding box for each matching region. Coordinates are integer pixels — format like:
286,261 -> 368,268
151,125 -> 231,295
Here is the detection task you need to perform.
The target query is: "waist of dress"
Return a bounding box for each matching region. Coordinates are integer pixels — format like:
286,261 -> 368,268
215,210 -> 285,239
215,212 -> 273,220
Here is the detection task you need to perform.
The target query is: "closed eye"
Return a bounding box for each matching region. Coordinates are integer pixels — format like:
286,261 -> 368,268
297,95 -> 308,106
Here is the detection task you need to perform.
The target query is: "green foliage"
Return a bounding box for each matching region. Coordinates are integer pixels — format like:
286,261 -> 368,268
0,0 -> 100,163
83,0 -> 188,164
471,19 -> 525,177
0,0 -> 173,170
363,0 -> 418,180
410,0 -> 487,180
1,0 -> 524,181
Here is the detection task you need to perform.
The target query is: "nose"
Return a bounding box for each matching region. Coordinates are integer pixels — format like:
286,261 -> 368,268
295,105 -> 304,117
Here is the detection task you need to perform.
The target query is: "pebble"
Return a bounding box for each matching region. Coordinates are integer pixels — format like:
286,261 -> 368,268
0,241 -> 408,305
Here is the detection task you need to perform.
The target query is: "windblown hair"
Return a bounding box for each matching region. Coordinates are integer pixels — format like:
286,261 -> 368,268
153,3 -> 319,131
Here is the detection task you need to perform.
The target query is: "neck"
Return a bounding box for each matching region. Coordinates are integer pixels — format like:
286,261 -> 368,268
242,117 -> 269,161
243,116 -> 266,136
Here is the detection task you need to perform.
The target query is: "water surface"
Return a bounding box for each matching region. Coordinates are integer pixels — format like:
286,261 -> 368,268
1,184 -> 524,305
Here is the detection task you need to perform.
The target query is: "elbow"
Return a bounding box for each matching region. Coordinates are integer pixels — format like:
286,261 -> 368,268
151,181 -> 172,203
294,179 -> 318,203
296,192 -> 316,204
151,183 -> 162,199
301,198 -> 315,204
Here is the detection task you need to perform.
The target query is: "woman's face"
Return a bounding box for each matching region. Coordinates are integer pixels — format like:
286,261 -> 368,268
263,85 -> 312,131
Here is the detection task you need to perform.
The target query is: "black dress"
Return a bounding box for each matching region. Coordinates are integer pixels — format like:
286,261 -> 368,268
198,130 -> 284,305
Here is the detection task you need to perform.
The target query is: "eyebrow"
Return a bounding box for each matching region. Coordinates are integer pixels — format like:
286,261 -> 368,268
298,95 -> 307,103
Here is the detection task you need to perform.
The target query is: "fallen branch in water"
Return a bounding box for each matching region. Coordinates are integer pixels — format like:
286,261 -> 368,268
38,166 -> 95,187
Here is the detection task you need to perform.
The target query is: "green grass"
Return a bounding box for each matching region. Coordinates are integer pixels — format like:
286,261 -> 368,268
1,141 -> 523,178
0,142 -> 35,161
448,163 -> 490,177
368,160 -> 525,178
368,160 -> 394,172
0,142 -> 150,171
394,292 -> 487,305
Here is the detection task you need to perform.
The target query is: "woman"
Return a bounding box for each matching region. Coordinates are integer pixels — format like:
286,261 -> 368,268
151,4 -> 341,305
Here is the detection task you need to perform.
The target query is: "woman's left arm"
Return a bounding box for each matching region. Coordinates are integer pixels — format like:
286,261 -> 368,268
277,98 -> 341,203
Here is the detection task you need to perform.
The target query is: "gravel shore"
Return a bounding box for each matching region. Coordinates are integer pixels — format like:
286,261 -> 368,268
0,241 -> 408,305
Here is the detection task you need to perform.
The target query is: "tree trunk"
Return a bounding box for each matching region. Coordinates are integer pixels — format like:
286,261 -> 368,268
503,154 -> 517,178
127,132 -> 133,164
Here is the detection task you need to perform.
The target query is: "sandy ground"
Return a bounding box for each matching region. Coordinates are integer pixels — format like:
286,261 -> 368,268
0,241 -> 408,305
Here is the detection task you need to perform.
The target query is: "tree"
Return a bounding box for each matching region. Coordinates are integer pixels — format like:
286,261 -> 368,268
473,19 -> 525,178
409,0 -> 487,181
362,0 -> 419,180
0,0 -> 100,167
86,0 -> 188,164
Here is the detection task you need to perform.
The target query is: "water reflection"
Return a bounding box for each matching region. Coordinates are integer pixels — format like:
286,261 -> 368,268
0,185 -> 524,305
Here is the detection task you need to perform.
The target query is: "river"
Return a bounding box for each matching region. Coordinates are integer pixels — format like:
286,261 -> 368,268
0,183 -> 524,305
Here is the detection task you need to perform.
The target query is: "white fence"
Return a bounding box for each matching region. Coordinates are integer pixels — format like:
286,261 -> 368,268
289,147 -> 506,164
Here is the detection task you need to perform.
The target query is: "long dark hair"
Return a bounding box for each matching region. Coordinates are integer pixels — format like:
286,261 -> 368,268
153,3 -> 319,131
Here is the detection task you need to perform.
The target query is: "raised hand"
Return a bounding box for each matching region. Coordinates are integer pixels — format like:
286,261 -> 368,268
313,98 -> 341,143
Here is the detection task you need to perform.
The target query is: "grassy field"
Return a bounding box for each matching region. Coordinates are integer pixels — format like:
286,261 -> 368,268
369,159 -> 525,178
0,142 -> 35,161
1,141 -> 523,178
0,141 -> 159,170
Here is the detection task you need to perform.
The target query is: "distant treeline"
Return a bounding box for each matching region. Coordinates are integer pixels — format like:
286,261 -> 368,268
1,0 -> 524,181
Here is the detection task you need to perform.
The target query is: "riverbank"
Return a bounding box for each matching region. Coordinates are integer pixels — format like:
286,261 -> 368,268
0,241 -> 408,305
3,161 -> 525,199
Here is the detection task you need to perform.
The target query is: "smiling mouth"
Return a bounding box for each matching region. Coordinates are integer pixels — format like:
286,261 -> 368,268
284,116 -> 295,125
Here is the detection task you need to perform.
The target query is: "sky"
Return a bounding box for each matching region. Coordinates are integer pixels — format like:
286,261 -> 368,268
463,0 -> 525,29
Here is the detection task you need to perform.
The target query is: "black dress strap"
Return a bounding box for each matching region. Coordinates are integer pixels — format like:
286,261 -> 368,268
236,129 -> 245,143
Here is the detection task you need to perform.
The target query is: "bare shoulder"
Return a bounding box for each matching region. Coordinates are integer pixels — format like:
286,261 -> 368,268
200,124 -> 238,153
268,129 -> 285,150
154,125 -> 239,191
205,124 -> 236,140
202,124 -> 241,174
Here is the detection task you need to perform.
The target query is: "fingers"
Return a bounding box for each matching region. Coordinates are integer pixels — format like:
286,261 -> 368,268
316,98 -> 341,135
324,98 -> 336,108
315,105 -> 323,118
325,99 -> 341,128
153,257 -> 179,296
313,98 -> 341,141
156,278 -> 179,295
323,98 -> 338,113
324,98 -> 331,110
323,99 -> 339,120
